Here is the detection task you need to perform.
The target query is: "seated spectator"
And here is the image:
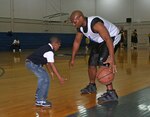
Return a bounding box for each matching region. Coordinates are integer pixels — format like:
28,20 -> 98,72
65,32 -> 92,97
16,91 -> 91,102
12,38 -> 21,52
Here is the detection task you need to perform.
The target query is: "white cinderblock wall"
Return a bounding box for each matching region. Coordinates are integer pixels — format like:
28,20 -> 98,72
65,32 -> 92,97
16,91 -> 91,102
0,0 -> 150,47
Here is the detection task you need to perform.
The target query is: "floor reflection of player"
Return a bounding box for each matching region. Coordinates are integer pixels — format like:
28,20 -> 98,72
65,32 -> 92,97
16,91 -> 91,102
117,48 -> 128,70
13,52 -> 21,63
131,49 -> 138,68
126,67 -> 132,75
103,101 -> 118,117
96,101 -> 118,117
35,107 -> 52,117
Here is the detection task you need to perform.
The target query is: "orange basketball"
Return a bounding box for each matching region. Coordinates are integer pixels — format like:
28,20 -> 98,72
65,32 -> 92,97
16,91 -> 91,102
97,66 -> 114,85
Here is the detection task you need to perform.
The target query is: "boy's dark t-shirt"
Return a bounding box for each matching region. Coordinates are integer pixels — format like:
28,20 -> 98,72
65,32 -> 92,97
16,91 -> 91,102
27,44 -> 54,65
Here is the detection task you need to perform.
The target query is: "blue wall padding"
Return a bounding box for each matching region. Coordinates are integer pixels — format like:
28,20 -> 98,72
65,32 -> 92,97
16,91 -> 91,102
0,32 -> 85,51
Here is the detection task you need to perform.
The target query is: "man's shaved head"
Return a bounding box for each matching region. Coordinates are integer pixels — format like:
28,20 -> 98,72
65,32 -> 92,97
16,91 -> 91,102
70,10 -> 84,22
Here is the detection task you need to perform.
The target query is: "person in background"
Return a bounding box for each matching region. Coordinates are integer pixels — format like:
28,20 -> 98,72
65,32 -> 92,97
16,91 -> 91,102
69,10 -> 121,103
131,29 -> 138,49
12,37 -> 21,52
25,37 -> 65,107
120,27 -> 125,48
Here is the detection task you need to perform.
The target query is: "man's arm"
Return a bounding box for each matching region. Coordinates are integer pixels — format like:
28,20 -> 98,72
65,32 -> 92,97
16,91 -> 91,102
70,32 -> 83,66
93,22 -> 116,72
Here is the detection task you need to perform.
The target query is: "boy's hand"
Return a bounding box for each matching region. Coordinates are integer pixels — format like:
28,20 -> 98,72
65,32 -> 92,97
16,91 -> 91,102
59,77 -> 67,84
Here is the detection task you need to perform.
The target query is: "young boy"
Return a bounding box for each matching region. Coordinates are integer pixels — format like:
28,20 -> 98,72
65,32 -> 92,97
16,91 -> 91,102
25,37 -> 65,107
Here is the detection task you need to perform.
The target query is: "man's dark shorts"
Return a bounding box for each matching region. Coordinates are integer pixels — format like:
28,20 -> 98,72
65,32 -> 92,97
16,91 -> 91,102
88,37 -> 120,66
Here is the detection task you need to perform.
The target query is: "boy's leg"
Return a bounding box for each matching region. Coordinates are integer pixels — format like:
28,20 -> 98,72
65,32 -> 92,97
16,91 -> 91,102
35,67 -> 51,107
33,66 -> 50,100
25,60 -> 51,107
25,61 -> 43,99
39,68 -> 50,100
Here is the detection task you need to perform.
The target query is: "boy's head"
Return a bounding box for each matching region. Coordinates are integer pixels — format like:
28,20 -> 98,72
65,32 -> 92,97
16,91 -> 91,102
50,37 -> 61,51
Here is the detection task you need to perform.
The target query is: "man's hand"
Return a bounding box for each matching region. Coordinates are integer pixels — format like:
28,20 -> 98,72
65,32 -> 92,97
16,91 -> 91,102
69,59 -> 75,68
103,56 -> 117,73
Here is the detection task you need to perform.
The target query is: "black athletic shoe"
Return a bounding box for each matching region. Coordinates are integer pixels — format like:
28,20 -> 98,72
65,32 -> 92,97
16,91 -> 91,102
80,83 -> 97,94
98,90 -> 118,104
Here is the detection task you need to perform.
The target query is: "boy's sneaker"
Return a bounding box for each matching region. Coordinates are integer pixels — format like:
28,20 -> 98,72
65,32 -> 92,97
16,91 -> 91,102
80,83 -> 97,94
35,100 -> 52,107
98,90 -> 118,104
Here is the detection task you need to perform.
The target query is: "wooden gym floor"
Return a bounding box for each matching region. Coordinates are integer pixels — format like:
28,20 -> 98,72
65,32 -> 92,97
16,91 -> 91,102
0,47 -> 150,117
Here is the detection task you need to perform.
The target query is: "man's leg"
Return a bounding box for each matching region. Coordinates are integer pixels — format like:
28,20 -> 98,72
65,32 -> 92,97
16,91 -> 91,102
80,52 -> 98,94
98,83 -> 118,103
97,40 -> 120,103
80,66 -> 97,94
96,66 -> 118,103
88,66 -> 97,83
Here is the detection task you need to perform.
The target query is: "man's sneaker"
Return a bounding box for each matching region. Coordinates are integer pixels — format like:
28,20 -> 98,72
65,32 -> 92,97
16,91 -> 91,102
80,83 -> 97,94
35,100 -> 52,107
97,90 -> 118,104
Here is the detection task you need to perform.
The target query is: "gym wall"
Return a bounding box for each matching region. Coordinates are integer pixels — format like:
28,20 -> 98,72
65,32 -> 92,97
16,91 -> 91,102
0,0 -> 150,51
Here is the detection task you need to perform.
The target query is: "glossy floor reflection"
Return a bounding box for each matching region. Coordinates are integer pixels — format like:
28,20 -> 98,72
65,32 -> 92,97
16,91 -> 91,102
0,47 -> 150,117
67,87 -> 150,117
